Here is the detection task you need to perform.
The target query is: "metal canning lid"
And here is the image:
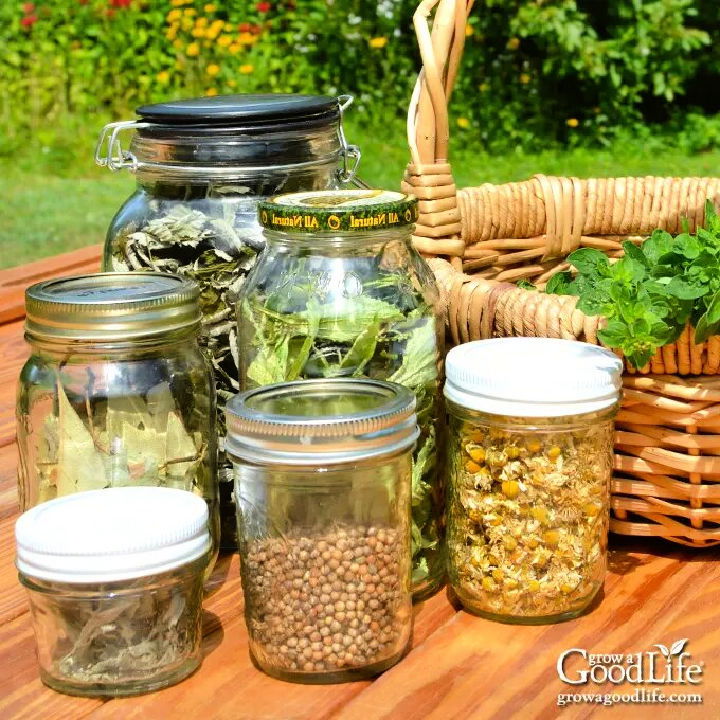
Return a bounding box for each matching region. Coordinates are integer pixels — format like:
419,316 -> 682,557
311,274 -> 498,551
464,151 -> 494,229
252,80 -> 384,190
25,272 -> 201,343
444,338 -> 623,417
15,487 -> 210,583
225,378 -> 419,466
258,189 -> 418,233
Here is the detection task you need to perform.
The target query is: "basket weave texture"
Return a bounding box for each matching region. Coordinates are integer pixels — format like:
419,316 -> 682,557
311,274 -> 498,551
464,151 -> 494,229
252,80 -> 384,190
405,0 -> 720,546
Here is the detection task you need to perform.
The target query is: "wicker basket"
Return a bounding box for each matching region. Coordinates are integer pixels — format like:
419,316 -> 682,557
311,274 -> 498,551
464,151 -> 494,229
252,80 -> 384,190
404,0 -> 720,546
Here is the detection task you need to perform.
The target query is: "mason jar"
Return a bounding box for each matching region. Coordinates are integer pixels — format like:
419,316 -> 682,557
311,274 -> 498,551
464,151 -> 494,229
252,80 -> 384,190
16,273 -> 219,568
16,487 -> 210,696
444,338 -> 622,624
96,94 -> 362,548
226,378 -> 416,683
237,189 -> 445,600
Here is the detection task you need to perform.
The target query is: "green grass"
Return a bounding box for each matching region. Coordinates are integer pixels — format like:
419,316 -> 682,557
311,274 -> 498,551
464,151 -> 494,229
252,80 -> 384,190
3,118 -> 720,270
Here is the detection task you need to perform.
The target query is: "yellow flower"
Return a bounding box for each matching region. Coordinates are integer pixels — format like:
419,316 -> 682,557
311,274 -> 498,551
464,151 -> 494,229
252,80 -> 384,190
465,23 -> 473,37
195,16 -> 207,27
456,117 -> 470,129
506,36 -> 520,51
173,39 -> 184,50
181,17 -> 193,31
217,34 -> 232,47
239,64 -> 254,74
186,42 -> 200,57
206,24 -> 222,39
566,118 -> 580,128
170,0 -> 184,6
237,32 -> 257,45
369,36 -> 388,49
166,9 -> 181,21
479,82 -> 489,92
175,58 -> 185,69
224,22 -> 233,31
204,3 -> 217,12
206,64 -> 220,76
166,27 -> 178,40
157,71 -> 170,84
206,88 -> 218,96
183,8 -> 196,17
227,78 -> 237,88
228,43 -> 241,54
519,73 -> 530,85
192,28 -> 205,38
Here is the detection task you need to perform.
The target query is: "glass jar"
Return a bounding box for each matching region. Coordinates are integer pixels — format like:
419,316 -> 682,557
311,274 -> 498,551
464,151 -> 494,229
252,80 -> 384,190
16,273 -> 219,568
238,189 -> 445,600
444,338 -> 623,624
225,378 -> 416,683
16,487 -> 211,696
96,94 -> 362,548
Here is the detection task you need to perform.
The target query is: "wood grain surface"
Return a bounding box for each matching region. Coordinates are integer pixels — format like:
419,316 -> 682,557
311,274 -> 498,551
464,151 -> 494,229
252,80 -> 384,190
0,251 -> 718,719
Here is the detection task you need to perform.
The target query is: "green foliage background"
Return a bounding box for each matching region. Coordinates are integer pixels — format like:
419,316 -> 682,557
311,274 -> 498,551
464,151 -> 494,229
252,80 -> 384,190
1,0 -> 720,155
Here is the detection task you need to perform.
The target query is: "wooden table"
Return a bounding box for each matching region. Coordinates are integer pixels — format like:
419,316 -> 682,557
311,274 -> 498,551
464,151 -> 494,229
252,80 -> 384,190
1,248 -> 718,720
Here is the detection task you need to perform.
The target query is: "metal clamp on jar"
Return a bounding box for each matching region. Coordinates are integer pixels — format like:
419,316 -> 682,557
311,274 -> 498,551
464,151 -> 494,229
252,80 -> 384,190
96,94 -> 364,548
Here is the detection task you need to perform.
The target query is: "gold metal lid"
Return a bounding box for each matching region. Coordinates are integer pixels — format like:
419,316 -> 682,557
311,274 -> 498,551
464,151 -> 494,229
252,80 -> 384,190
25,273 -> 201,343
225,378 -> 418,466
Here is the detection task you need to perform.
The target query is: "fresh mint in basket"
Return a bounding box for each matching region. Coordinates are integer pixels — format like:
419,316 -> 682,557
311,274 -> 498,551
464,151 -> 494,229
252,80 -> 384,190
544,200 -> 720,369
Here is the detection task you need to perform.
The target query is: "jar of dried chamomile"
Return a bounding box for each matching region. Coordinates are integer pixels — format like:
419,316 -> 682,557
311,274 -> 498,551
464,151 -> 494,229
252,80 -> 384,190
16,487 -> 210,696
444,338 -> 622,624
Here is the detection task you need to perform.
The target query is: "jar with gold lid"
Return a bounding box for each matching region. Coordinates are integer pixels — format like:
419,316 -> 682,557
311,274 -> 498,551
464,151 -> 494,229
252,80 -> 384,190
16,273 -> 219,569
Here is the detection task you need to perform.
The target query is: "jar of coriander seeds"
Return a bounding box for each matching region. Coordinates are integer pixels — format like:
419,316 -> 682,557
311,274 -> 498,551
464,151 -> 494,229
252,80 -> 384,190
444,338 -> 622,624
238,189 -> 445,600
96,94 -> 362,548
226,378 -> 416,683
16,273 -> 219,569
16,487 -> 210,696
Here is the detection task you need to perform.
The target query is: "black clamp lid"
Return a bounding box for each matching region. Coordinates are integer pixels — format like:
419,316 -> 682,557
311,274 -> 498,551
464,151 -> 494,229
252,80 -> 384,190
136,94 -> 341,130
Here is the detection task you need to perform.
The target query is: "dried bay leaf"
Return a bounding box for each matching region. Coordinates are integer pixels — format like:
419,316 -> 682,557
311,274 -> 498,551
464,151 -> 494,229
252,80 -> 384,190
57,381 -> 107,495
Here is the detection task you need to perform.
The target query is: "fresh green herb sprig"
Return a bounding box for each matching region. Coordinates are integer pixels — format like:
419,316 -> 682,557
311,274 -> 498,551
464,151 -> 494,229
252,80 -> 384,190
545,200 -> 720,368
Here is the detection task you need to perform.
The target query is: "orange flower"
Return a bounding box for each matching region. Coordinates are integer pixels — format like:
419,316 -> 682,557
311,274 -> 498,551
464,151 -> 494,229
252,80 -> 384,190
206,88 -> 218,96
157,71 -> 170,84
239,64 -> 254,74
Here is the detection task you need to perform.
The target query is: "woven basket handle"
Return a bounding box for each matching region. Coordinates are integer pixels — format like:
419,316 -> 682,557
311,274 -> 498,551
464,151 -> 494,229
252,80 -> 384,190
403,0 -> 474,266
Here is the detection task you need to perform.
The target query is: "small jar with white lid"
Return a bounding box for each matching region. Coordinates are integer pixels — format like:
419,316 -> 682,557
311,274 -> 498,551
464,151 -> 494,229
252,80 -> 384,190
16,486 -> 211,696
444,338 -> 622,624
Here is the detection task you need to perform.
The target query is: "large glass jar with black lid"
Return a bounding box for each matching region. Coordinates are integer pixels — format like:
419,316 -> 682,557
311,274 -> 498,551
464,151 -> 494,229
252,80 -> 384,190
237,189 -> 445,600
16,273 -> 219,570
96,94 -> 361,547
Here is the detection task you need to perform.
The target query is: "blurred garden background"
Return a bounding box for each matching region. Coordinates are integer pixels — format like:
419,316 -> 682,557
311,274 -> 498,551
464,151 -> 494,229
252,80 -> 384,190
3,0 -> 720,268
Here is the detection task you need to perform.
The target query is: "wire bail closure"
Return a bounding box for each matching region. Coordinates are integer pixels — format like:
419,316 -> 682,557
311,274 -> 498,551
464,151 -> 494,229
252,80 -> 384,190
95,95 -> 364,183
94,120 -> 147,172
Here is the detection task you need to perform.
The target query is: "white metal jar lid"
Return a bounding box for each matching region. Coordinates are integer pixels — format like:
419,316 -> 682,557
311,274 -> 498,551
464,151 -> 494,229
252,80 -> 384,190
444,338 -> 623,417
16,487 -> 210,584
